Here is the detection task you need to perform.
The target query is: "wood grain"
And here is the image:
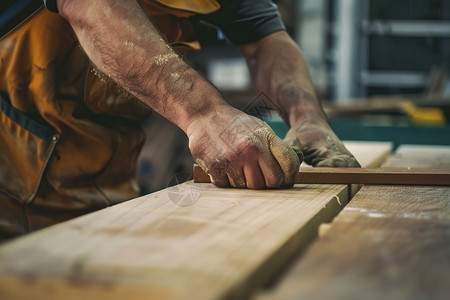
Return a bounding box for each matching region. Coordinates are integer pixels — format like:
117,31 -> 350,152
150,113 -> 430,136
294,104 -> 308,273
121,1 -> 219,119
194,165 -> 450,185
0,185 -> 351,300
0,142 -> 392,299
382,144 -> 450,168
259,145 -> 450,300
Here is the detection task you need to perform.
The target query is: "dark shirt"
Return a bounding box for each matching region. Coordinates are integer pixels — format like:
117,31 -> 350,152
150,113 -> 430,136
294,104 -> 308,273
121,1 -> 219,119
194,0 -> 285,45
42,0 -> 285,45
43,0 -> 57,12
0,0 -> 42,37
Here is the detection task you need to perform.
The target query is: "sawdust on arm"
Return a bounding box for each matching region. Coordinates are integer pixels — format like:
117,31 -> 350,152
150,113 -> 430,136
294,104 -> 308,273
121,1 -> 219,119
57,0 -> 225,132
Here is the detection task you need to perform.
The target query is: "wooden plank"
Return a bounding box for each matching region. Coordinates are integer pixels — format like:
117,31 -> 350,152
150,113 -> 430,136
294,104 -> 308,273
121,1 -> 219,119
0,142 -> 391,300
194,165 -> 450,185
258,145 -> 450,300
296,167 -> 450,185
382,144 -> 450,168
0,186 -> 351,300
340,141 -> 392,168
340,141 -> 393,198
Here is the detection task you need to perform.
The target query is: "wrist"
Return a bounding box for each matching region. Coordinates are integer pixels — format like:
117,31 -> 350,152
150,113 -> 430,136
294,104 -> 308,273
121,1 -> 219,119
143,65 -> 227,133
180,83 -> 228,135
287,103 -> 329,129
273,88 -> 327,128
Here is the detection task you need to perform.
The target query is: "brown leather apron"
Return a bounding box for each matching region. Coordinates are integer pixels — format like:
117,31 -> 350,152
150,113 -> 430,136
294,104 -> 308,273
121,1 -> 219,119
0,0 -> 220,239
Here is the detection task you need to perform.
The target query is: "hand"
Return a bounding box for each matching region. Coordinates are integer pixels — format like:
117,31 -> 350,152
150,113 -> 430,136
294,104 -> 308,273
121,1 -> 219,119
187,106 -> 300,189
284,119 -> 361,167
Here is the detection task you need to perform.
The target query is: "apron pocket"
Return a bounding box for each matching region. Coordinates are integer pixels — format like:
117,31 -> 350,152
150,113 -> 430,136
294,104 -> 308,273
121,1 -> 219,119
0,93 -> 59,204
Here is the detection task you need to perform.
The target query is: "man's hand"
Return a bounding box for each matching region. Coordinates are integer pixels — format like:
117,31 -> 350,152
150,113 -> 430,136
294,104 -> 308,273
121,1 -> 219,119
284,119 -> 360,167
240,31 -> 360,168
187,106 -> 300,189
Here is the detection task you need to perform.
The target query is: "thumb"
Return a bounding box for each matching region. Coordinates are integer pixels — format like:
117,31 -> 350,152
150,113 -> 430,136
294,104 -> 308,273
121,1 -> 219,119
283,129 -> 302,152
268,135 -> 302,188
283,130 -> 304,163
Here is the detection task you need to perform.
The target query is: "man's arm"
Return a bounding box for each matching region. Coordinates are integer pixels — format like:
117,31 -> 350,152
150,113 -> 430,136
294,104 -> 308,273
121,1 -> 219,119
57,0 -> 216,131
56,0 -> 300,189
240,31 -> 360,167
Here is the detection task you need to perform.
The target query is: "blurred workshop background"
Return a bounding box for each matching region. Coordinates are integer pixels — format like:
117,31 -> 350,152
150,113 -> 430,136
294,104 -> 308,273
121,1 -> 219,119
137,0 -> 450,194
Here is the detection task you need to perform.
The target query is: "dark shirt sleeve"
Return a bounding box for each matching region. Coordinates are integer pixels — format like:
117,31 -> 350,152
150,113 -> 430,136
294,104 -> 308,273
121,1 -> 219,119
43,0 -> 58,12
1,0 -> 43,37
195,0 -> 286,45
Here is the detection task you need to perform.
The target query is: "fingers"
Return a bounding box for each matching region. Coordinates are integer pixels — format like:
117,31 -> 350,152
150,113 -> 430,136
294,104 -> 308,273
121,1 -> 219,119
203,160 -> 265,189
316,155 -> 361,168
198,157 -> 249,189
258,157 -> 284,188
240,129 -> 298,189
205,159 -> 230,188
189,113 -> 300,189
226,164 -> 246,188
302,146 -> 361,168
284,122 -> 362,168
243,162 -> 265,189
196,135 -> 297,189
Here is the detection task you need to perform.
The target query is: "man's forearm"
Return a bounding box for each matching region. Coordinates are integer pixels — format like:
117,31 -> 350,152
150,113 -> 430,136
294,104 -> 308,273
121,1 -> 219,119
57,0 -> 225,132
240,31 -> 328,127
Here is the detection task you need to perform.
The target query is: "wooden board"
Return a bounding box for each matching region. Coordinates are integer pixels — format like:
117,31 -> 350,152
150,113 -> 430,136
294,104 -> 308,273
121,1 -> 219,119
194,165 -> 450,185
382,144 -> 450,168
0,142 -> 392,300
340,141 -> 393,198
258,145 -> 450,300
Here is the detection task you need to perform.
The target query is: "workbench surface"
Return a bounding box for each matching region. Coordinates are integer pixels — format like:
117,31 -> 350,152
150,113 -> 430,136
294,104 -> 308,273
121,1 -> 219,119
0,142 -> 449,300
259,145 -> 450,300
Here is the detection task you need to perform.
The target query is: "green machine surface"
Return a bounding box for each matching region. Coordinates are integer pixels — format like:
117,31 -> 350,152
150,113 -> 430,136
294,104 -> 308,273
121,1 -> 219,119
268,118 -> 450,150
